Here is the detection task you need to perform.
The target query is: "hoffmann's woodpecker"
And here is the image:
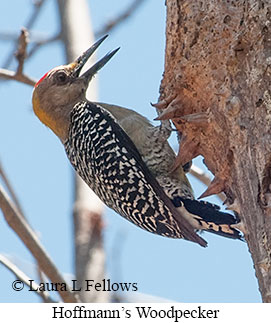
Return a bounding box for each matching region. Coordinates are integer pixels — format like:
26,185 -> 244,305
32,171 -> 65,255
32,36 -> 242,246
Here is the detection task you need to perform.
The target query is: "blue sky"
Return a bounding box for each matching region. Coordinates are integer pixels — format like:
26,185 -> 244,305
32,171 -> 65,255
0,0 -> 260,302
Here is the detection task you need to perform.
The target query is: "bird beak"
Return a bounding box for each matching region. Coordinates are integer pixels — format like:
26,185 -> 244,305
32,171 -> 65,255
70,35 -> 120,82
79,47 -> 120,82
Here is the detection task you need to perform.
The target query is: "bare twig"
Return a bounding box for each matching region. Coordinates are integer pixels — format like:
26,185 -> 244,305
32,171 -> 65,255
36,264 -> 50,302
189,164 -> 226,202
95,0 -> 146,37
0,68 -> 35,86
0,184 -> 79,303
0,161 -> 25,217
0,254 -> 56,303
0,162 -> 57,302
2,0 -> 47,69
15,28 -> 29,74
0,30 -> 60,61
0,160 -> 54,301
0,28 -> 36,86
27,0 -> 47,29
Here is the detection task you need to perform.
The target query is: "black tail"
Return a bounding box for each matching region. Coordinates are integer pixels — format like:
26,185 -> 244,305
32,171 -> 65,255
172,196 -> 243,240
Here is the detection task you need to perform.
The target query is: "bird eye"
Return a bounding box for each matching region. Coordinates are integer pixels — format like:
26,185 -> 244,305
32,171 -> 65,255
55,71 -> 68,84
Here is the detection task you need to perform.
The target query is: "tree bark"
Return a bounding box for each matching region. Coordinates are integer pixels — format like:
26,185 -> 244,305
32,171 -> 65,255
162,0 -> 271,302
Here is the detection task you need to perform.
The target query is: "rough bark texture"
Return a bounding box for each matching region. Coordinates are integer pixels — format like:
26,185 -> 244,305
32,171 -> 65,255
161,0 -> 271,302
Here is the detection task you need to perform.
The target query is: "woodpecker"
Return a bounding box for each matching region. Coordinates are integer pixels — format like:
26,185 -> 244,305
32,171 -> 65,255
32,36 -> 241,246
32,36 -> 206,247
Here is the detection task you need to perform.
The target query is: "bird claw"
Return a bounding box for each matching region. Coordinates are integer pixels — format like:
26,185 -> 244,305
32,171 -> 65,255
153,96 -> 211,126
151,94 -> 177,110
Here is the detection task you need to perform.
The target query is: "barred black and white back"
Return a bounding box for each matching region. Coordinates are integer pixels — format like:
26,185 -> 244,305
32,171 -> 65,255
64,101 -> 207,247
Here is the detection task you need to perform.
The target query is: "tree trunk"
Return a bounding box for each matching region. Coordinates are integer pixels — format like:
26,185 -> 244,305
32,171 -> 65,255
161,0 -> 271,302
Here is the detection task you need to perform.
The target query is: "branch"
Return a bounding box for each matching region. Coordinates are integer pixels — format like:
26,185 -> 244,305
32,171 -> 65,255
0,68 -> 35,86
0,254 -> 56,303
0,161 -> 25,217
0,159 -> 61,301
26,0 -> 47,30
95,0 -> 146,37
0,30 -> 60,59
0,28 -> 36,87
16,28 -> 28,74
0,184 -> 79,303
0,160 -> 61,301
36,265 -> 49,302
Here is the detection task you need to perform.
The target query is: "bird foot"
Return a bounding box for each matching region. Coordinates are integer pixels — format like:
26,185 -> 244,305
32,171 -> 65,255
153,96 -> 211,127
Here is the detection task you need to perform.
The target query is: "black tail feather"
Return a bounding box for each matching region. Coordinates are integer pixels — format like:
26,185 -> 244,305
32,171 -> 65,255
172,196 -> 243,240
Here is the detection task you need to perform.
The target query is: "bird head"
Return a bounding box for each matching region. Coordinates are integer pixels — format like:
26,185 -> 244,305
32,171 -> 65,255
32,35 -> 119,141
